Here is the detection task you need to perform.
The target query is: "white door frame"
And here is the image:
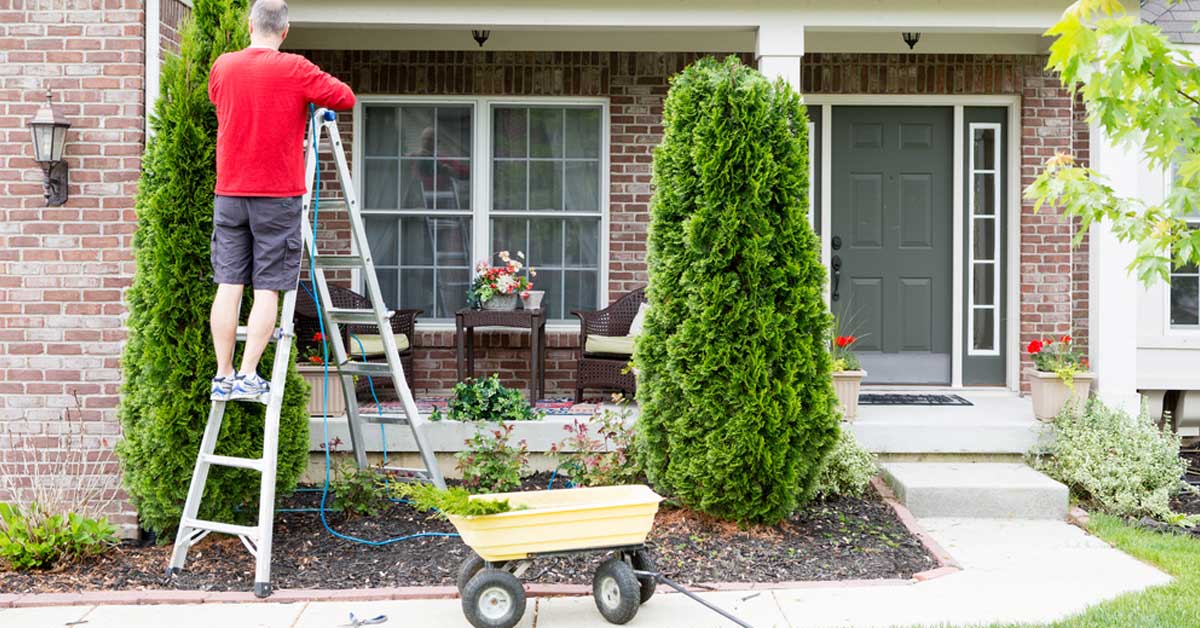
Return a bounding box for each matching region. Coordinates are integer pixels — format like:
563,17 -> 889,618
805,94 -> 1021,391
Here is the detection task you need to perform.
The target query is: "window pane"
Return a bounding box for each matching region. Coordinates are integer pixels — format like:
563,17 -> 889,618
399,158 -> 435,210
535,269 -> 563,320
972,308 -> 995,352
972,127 -> 995,170
564,218 -> 599,267
565,161 -> 600,212
494,108 -> 527,158
973,173 -> 995,216
437,107 -> 472,158
530,218 -> 564,266
529,108 -> 563,158
565,108 -> 601,158
529,161 -> 563,210
401,268 -> 434,317
365,215 -> 398,266
973,218 -> 995,261
491,217 -> 527,261
399,217 -> 433,266
375,269 -> 398,311
972,263 -> 995,306
564,270 -> 599,318
438,268 -> 470,317
1171,275 -> 1199,326
400,106 -> 435,155
365,107 -> 398,156
435,159 -> 471,210
364,159 -> 398,209
493,161 -> 527,210
432,216 -> 472,268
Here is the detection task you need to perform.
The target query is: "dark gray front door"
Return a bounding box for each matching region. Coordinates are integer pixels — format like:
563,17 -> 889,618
831,107 -> 953,384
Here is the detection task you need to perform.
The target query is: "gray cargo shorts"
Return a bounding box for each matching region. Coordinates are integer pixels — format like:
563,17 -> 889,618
211,195 -> 303,291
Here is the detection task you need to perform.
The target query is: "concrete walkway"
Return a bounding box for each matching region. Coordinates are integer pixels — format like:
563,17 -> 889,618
0,518 -> 1170,628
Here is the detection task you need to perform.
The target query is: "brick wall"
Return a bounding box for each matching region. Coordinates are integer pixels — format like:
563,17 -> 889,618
159,0 -> 189,58
802,53 -> 1083,388
1071,91 -> 1090,355
0,0 -> 145,531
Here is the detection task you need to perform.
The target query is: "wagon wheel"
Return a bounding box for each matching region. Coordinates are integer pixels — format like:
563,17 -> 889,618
593,557 -> 642,625
630,549 -> 657,603
456,554 -> 487,593
462,568 -> 526,628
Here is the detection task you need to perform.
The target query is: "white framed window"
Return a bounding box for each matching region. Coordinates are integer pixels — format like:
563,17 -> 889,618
967,122 -> 1001,355
355,97 -> 609,324
1165,162 -> 1200,332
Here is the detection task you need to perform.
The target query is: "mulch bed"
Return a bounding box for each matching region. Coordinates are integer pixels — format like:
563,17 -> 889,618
1172,440 -> 1200,518
0,473 -> 936,594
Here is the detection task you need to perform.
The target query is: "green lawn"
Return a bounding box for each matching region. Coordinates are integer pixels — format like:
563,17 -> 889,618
993,513 -> 1200,627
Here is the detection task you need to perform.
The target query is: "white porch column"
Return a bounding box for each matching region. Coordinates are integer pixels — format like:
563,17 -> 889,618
1088,125 -> 1142,414
755,24 -> 804,90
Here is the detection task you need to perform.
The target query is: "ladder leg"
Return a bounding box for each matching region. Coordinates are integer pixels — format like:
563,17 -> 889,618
168,401 -> 227,573
252,329 -> 292,598
341,373 -> 370,469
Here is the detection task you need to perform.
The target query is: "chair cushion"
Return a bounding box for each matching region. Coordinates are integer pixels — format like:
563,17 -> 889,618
347,333 -> 410,357
628,302 -> 649,337
585,334 -> 635,356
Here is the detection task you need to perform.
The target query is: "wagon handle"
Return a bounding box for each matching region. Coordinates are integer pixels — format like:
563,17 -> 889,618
634,570 -> 756,628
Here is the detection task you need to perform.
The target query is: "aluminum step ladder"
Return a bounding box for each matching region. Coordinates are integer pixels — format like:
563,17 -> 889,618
167,107 -> 445,599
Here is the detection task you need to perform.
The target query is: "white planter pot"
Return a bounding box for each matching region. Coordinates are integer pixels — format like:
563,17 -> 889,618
832,370 -> 867,421
1025,368 -> 1093,422
482,293 -> 519,311
298,365 -> 348,417
521,290 -> 545,310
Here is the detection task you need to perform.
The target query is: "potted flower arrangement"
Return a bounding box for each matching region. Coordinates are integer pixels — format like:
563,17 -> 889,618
469,250 -> 537,311
297,332 -> 347,416
831,334 -> 866,421
1025,335 -> 1092,422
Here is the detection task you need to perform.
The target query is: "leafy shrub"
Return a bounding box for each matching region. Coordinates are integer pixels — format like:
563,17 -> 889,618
0,504 -> 117,571
329,460 -> 388,517
1032,399 -> 1188,520
456,423 -> 530,493
637,57 -> 838,524
551,396 -> 642,487
430,374 -> 541,422
117,0 -> 310,536
812,427 -> 878,500
387,484 -> 516,518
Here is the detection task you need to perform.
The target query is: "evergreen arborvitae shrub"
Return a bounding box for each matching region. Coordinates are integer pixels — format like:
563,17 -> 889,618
117,0 -> 310,536
636,57 -> 838,525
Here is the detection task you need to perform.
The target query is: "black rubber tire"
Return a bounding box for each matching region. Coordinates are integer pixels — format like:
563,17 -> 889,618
461,568 -> 526,628
456,554 -> 487,594
592,557 -> 642,625
630,549 -> 657,604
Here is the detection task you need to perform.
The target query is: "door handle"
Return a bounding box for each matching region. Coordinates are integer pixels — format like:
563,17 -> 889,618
831,255 -> 842,302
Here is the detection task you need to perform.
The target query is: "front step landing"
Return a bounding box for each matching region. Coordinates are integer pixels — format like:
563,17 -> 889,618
881,462 -> 1068,520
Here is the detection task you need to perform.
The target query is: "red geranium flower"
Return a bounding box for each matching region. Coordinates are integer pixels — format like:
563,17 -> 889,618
1027,339 -> 1044,354
312,332 -> 324,342
308,355 -> 323,364
1060,335 -> 1072,344
835,335 -> 856,348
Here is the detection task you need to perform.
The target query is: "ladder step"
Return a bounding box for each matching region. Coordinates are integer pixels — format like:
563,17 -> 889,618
382,466 -> 432,479
235,326 -> 284,342
362,412 -> 412,425
182,517 -> 259,539
337,361 -> 392,377
201,454 -> 265,472
314,254 -> 365,269
326,307 -> 381,325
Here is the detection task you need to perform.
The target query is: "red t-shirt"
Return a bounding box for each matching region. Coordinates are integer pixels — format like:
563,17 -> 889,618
208,47 -> 355,197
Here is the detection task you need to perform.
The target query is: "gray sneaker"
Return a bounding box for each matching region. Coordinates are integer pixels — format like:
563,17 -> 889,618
209,376 -> 235,402
230,373 -> 270,404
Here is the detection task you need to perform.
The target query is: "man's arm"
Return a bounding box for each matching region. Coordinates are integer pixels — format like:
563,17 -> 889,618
298,58 -> 355,111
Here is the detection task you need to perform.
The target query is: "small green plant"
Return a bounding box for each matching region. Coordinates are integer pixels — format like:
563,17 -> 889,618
551,394 -> 642,487
429,374 -> 542,422
329,459 -> 388,517
811,427 -> 878,500
457,423 -> 530,493
831,335 -> 862,372
1027,335 -> 1088,388
387,483 -> 516,518
0,503 -> 117,571
1032,398 -> 1192,522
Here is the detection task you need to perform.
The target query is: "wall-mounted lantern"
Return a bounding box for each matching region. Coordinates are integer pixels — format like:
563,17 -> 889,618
472,30 -> 491,47
902,32 -> 921,50
27,89 -> 71,207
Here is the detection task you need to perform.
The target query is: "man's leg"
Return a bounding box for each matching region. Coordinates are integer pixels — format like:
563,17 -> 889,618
238,289 -> 279,376
211,283 -> 245,378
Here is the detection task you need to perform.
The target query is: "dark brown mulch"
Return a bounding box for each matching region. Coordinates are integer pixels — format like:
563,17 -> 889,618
0,474 -> 936,594
1172,442 -> 1200,518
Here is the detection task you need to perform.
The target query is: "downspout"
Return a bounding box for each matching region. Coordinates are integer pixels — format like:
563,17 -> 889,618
145,0 -> 161,141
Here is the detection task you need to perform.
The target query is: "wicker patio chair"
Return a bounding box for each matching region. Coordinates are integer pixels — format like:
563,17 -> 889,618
294,285 -> 420,393
571,286 -> 647,402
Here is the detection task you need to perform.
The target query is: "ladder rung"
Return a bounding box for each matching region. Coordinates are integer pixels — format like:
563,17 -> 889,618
337,361 -> 392,377
382,466 -> 431,479
362,412 -> 412,425
201,454 -> 264,472
235,326 -> 284,342
182,518 -> 258,539
326,308 -> 381,325
313,255 -> 365,269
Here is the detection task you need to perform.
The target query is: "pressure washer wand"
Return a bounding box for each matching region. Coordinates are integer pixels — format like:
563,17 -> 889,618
635,571 -> 757,628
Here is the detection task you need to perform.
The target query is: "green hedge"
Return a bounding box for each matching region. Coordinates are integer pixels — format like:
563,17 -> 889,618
117,0 -> 310,536
636,57 -> 838,525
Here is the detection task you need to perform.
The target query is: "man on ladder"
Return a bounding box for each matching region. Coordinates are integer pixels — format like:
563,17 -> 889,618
207,0 -> 354,401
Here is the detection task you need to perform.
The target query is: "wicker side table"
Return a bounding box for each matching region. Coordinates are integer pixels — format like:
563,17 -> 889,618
455,308 -> 547,401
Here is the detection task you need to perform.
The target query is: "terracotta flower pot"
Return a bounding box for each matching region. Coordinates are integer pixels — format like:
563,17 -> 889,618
298,364 -> 348,417
833,370 -> 867,421
1025,367 -> 1093,422
482,293 -> 519,311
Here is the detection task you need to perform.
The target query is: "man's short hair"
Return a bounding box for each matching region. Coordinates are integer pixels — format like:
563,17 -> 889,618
250,0 -> 288,36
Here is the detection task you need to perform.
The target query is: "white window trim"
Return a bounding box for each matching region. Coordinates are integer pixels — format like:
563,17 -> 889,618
967,122 -> 1002,357
1159,166 -> 1200,336
352,95 -> 611,331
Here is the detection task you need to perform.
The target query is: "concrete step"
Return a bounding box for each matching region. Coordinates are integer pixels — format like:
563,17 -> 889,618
881,462 -> 1069,520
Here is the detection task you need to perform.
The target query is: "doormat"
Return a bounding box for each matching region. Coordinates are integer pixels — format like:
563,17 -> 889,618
858,393 -> 974,406
360,397 -> 602,417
